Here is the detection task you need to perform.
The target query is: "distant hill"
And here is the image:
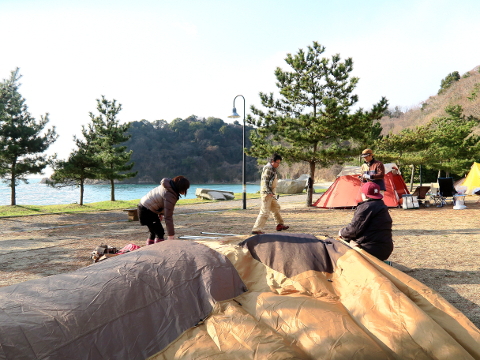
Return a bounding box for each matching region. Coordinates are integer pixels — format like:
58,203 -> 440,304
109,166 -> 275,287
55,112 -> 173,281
123,116 -> 259,184
380,65 -> 480,134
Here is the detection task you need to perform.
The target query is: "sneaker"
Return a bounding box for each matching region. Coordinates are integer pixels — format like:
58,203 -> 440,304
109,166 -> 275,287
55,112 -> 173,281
251,231 -> 265,235
154,238 -> 164,244
276,224 -> 289,231
146,238 -> 154,246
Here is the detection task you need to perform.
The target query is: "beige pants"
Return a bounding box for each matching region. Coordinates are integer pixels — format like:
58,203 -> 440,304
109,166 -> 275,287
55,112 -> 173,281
252,195 -> 284,232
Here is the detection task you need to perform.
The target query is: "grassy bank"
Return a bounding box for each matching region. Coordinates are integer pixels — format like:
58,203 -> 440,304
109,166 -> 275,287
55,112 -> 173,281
0,192 -> 263,218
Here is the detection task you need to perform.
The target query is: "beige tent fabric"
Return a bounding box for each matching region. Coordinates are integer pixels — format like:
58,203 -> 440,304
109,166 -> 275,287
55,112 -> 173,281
333,249 -> 480,359
349,248 -> 480,358
149,236 -> 480,360
150,301 -> 307,360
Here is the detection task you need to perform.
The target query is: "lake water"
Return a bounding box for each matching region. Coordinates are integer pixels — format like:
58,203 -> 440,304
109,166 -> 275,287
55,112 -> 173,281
0,179 -> 261,206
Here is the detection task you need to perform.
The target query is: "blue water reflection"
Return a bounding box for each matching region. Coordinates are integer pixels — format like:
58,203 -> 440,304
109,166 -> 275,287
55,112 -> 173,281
0,179 -> 260,206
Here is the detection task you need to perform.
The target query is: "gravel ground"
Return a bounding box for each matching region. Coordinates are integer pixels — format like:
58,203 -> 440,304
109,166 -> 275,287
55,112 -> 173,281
1,194 -> 479,329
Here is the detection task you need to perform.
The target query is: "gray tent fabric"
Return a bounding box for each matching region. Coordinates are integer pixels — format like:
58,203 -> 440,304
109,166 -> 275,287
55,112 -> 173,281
0,240 -> 246,360
239,233 -> 350,277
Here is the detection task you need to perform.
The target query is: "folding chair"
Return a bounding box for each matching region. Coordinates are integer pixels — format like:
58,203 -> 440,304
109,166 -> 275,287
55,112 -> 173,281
428,183 -> 439,205
433,178 -> 457,207
411,186 -> 431,207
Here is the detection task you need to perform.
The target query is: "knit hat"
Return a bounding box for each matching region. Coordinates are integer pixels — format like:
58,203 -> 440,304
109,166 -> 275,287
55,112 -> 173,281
361,182 -> 383,199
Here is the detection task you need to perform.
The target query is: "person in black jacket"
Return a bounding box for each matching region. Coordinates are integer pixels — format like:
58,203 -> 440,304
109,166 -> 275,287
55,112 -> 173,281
338,182 -> 393,261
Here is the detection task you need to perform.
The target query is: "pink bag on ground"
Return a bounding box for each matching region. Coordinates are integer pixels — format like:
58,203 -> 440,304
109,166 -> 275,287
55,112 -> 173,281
117,243 -> 141,255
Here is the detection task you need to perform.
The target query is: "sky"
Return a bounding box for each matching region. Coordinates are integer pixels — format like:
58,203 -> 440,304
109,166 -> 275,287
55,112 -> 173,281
2,0 -> 480,173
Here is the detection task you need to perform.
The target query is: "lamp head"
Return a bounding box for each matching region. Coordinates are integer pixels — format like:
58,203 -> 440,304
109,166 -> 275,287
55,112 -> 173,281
228,107 -> 240,118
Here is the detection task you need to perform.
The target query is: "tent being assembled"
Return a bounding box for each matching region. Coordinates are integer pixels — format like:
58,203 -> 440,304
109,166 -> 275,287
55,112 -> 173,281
461,162 -> 480,194
1,234 -> 480,360
314,163 -> 409,208
0,241 -> 247,360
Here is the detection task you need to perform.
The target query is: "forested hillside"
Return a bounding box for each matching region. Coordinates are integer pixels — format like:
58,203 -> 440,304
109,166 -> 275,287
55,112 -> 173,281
123,115 -> 259,184
372,65 -> 480,182
380,66 -> 480,134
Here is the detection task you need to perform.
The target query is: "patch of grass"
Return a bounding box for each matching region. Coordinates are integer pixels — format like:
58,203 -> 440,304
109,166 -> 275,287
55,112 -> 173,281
0,194 -> 261,218
0,201 -> 139,217
234,192 -> 262,200
0,191 -> 319,217
277,189 -> 326,196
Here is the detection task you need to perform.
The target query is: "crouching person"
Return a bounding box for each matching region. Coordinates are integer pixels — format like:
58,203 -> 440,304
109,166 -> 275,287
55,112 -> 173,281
338,182 -> 393,261
137,176 -> 190,245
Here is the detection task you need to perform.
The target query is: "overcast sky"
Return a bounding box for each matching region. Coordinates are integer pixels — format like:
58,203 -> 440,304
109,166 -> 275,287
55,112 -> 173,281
2,0 -> 480,168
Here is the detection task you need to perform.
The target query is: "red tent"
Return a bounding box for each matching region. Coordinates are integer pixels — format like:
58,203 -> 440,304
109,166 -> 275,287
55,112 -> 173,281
314,165 -> 409,208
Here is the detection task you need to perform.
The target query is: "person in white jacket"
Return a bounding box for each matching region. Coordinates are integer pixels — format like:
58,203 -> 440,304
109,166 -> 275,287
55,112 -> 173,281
137,176 -> 190,245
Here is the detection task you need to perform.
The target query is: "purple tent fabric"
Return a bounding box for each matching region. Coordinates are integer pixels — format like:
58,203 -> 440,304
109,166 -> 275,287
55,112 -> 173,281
239,233 -> 350,276
0,240 -> 246,360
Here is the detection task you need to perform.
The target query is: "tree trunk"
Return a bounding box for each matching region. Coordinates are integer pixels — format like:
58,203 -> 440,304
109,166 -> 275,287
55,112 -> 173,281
409,164 -> 415,192
80,179 -> 84,206
306,161 -> 315,207
10,175 -> 16,206
110,179 -> 115,201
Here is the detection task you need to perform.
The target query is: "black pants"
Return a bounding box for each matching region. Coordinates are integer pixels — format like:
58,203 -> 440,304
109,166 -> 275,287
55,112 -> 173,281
359,242 -> 393,261
137,205 -> 165,240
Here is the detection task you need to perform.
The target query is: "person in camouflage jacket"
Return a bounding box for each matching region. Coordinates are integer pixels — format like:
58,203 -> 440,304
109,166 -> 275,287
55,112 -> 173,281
251,153 -> 289,234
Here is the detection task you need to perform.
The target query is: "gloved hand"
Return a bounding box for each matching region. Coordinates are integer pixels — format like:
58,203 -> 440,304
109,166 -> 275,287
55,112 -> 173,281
167,235 -> 175,240
362,174 -> 371,180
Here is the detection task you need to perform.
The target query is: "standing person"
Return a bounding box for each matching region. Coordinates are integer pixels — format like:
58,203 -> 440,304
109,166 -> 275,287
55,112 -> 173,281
251,153 -> 289,235
137,176 -> 190,245
338,182 -> 393,261
360,148 -> 386,191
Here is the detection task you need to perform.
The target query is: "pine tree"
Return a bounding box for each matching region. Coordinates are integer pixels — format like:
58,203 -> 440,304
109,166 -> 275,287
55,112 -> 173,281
423,105 -> 480,175
376,105 -> 480,178
49,125 -> 101,205
89,96 -> 136,201
438,71 -> 461,95
246,42 -> 388,205
0,69 -> 57,205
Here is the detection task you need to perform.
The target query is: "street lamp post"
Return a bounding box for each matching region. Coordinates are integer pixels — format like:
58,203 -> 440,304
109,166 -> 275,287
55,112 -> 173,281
228,95 -> 246,210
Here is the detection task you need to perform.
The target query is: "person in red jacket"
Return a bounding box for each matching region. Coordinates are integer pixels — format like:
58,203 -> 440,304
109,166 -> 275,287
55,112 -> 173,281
360,148 -> 386,191
137,176 -> 190,245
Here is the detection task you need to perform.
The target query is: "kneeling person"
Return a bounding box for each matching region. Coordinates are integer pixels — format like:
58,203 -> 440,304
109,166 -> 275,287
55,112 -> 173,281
338,182 -> 393,261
